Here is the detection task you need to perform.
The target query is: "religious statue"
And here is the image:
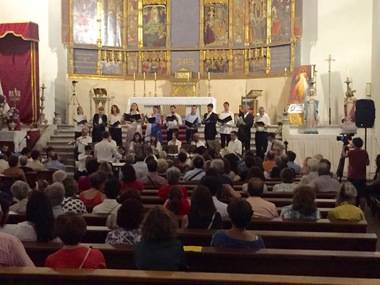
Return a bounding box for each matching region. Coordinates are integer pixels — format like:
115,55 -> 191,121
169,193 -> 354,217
341,77 -> 357,133
303,79 -> 319,134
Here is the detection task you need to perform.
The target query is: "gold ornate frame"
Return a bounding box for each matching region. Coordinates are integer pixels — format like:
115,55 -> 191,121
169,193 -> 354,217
67,0 -> 297,79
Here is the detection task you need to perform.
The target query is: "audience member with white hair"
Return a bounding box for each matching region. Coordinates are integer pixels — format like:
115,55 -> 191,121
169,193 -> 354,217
310,159 -> 340,193
52,170 -> 68,183
328,182 -> 365,222
45,182 -> 65,218
9,181 -> 31,214
300,158 -> 319,185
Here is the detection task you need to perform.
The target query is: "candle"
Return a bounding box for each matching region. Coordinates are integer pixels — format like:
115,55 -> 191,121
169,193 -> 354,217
133,72 -> 136,80
198,72 -> 201,80
208,72 -> 211,81
154,72 -> 157,81
366,82 -> 372,97
143,72 -> 146,80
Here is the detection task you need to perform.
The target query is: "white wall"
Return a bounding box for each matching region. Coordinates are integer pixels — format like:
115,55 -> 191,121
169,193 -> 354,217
0,0 -> 67,123
372,0 -> 380,138
301,0 -> 373,125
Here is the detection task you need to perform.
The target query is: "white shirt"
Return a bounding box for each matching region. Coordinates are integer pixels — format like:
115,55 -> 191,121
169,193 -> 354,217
255,113 -> 271,131
165,113 -> 182,129
109,114 -> 122,126
168,139 -> 182,153
133,161 -> 148,179
77,153 -> 89,172
219,111 -> 235,134
94,139 -> 120,163
76,135 -> 92,154
272,183 -> 297,193
74,114 -> 87,132
1,221 -> 37,242
93,199 -> 120,215
212,197 -> 228,220
0,159 -> 9,173
185,113 -> 201,128
227,138 -> 242,155
191,140 -> 206,148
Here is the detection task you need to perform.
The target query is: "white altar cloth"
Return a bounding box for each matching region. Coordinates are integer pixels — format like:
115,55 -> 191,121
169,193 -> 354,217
0,130 -> 27,152
128,97 -> 217,110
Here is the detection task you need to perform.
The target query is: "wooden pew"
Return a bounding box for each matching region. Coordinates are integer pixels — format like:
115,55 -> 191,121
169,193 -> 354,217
82,220 -> 368,243
1,267 -> 379,285
7,207 -> 332,226
140,196 -> 337,208
176,229 -> 377,251
23,243 -> 380,278
141,189 -> 337,199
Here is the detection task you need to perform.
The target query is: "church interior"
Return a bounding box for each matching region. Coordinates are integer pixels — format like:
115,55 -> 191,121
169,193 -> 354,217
1,0 -> 380,284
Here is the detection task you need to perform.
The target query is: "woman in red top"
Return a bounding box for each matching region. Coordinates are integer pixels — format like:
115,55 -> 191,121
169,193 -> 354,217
164,186 -> 190,228
158,167 -> 188,201
120,164 -> 144,193
79,172 -> 106,212
45,213 -> 106,269
77,158 -> 99,192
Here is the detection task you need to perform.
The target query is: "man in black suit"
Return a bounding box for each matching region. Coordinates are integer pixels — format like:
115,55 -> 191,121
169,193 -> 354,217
203,103 -> 218,150
92,106 -> 108,143
237,105 -> 254,153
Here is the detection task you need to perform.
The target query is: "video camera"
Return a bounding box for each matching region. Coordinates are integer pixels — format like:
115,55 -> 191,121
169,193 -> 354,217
336,133 -> 353,146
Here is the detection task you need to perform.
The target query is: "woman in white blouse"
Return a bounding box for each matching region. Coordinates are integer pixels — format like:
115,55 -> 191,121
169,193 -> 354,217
109,104 -> 122,146
73,106 -> 87,139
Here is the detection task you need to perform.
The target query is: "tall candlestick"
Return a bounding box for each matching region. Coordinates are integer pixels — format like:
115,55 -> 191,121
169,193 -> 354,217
133,73 -> 136,97
198,72 -> 201,80
207,72 -> 211,97
143,72 -> 146,97
154,72 -> 157,97
207,72 -> 211,81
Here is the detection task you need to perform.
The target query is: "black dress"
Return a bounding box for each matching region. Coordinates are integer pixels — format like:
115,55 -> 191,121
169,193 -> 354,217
187,211 -> 222,230
92,114 -> 107,143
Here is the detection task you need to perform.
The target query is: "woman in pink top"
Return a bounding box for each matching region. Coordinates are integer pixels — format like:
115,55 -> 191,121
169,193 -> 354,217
80,172 -> 106,212
0,195 -> 34,267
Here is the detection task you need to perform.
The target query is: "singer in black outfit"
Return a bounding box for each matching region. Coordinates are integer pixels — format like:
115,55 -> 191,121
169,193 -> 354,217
92,106 -> 108,143
203,103 -> 218,150
237,105 -> 254,153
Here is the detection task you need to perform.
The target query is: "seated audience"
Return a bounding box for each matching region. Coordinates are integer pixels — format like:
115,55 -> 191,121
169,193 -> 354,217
141,157 -> 168,186
167,130 -> 182,154
269,155 -> 288,179
26,150 -> 45,171
272,168 -> 297,193
133,153 -> 148,179
311,159 -> 340,193
0,195 -> 34,267
209,159 -> 233,185
223,158 -> 240,182
121,164 -> 144,193
175,152 -> 190,173
106,198 -> 144,245
0,153 -> 9,173
211,199 -> 265,250
45,213 -> 106,269
78,158 -> 99,191
164,186 -> 190,228
301,156 -> 312,175
227,131 -> 242,156
79,172 -> 106,211
156,158 -> 169,176
286,150 -> 301,174
246,178 -> 278,219
62,177 -> 87,214
135,206 -> 186,271
280,185 -> 320,220
199,175 -> 228,220
77,145 -> 93,176
300,158 -> 319,185
3,191 -> 55,242
97,161 -> 113,178
3,154 -> 26,181
9,181 -> 30,214
263,151 -> 276,173
52,170 -> 68,183
45,182 -> 65,218
45,152 -> 65,171
93,178 -> 121,228
183,155 -> 205,182
328,182 -> 365,222
187,185 -> 222,229
191,132 -> 206,148
158,167 -> 188,200
19,155 -> 33,173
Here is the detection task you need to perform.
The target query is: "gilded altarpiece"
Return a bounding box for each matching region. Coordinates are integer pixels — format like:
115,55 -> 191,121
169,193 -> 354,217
65,0 -> 300,79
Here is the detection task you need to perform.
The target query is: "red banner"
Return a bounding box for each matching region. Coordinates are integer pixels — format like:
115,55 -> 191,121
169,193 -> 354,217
0,22 -> 39,123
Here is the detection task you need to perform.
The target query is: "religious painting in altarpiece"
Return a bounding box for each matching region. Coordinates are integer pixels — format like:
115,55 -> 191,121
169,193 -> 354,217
202,0 -> 229,48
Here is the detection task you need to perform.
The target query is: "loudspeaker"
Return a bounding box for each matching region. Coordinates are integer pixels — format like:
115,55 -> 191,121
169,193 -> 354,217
355,99 -> 376,128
